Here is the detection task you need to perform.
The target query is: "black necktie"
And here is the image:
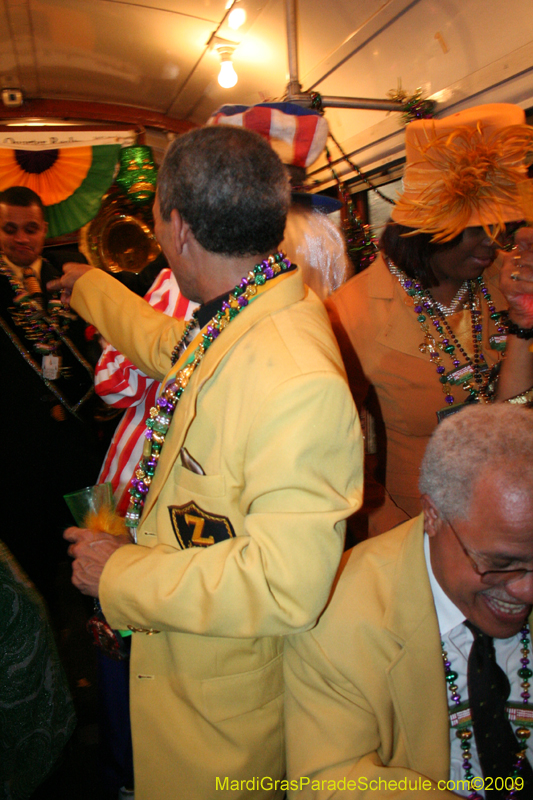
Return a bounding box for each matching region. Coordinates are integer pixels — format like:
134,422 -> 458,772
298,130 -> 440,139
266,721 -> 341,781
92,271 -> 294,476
465,621 -> 533,796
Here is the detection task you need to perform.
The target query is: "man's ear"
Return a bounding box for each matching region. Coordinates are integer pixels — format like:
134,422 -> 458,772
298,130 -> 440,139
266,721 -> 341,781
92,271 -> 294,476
170,209 -> 190,254
421,494 -> 440,538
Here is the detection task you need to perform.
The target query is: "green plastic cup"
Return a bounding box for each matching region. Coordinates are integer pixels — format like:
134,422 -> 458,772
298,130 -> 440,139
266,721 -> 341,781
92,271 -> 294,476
63,482 -> 114,527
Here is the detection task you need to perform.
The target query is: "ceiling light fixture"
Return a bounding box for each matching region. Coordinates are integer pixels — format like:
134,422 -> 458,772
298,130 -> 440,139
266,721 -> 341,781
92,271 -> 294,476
216,45 -> 238,89
228,6 -> 246,30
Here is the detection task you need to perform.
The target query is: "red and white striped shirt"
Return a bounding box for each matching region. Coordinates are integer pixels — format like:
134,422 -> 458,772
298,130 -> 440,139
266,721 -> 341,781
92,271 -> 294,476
96,268 -> 197,515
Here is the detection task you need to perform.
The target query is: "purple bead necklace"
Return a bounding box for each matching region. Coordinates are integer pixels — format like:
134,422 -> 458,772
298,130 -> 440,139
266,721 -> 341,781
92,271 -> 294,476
442,624 -> 531,799
125,251 -> 293,531
0,255 -> 74,355
386,256 -> 506,406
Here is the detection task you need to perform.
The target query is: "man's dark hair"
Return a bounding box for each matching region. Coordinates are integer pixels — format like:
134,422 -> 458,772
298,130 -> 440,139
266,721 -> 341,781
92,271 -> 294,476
379,221 -> 461,288
158,126 -> 290,257
0,186 -> 45,216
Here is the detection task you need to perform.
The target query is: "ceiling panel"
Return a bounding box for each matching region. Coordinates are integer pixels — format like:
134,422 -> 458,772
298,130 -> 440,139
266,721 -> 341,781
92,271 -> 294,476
31,0 -> 219,111
297,0 -> 397,78
0,4 -> 21,85
312,0 -> 533,147
2,0 -> 38,93
100,0 -> 226,19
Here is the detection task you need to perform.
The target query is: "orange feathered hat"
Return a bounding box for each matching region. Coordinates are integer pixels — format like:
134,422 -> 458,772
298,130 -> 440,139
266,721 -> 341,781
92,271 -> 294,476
392,104 -> 533,241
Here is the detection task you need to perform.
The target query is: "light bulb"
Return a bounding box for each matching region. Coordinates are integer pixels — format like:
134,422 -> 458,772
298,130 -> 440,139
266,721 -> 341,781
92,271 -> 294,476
228,7 -> 246,29
218,59 -> 238,88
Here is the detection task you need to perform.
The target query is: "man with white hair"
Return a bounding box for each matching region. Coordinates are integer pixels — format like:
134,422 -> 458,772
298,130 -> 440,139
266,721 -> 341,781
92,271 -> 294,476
285,404 -> 533,798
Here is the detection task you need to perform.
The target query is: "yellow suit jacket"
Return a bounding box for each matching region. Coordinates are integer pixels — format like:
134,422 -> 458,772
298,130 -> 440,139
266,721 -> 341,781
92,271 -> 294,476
72,267 -> 363,800
326,255 -> 505,528
285,515 -> 464,799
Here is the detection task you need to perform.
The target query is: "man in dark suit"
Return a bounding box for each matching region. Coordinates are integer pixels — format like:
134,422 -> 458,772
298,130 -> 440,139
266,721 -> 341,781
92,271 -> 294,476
0,186 -> 101,601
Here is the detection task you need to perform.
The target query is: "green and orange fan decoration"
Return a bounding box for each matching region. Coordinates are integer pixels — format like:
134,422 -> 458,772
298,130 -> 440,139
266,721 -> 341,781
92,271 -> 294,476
0,144 -> 121,237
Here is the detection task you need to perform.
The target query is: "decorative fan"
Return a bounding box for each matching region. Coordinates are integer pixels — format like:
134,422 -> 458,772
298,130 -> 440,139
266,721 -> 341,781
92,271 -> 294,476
0,144 -> 121,237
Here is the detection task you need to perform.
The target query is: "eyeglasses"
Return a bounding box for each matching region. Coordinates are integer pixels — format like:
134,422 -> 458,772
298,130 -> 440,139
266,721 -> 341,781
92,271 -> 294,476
445,518 -> 533,586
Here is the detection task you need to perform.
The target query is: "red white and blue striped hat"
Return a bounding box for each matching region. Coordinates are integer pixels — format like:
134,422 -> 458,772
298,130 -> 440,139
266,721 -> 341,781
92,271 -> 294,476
207,102 -> 329,168
208,102 -> 341,212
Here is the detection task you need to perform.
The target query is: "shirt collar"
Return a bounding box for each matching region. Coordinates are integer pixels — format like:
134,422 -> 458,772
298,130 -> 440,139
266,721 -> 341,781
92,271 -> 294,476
3,254 -> 43,283
196,291 -> 229,329
424,532 -> 466,636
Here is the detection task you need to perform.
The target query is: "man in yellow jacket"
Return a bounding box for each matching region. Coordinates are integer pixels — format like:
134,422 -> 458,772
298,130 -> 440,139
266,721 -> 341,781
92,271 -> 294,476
284,404 -> 533,798
49,125 -> 363,800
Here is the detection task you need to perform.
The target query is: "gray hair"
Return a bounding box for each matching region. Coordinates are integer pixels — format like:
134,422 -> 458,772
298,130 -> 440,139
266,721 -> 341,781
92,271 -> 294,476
419,404 -> 533,519
157,125 -> 290,257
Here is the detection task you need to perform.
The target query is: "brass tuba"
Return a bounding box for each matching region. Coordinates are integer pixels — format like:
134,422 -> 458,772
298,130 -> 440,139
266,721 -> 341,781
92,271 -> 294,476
79,145 -> 160,273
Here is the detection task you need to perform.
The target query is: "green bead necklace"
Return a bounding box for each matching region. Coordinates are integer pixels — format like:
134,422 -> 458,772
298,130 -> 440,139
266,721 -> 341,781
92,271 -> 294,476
125,251 -> 294,531
442,624 -> 532,799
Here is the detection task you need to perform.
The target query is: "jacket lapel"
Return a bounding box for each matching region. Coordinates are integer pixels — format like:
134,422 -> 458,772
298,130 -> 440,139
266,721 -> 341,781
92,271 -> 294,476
384,515 -> 451,782
369,256 -> 431,361
140,268 -> 306,522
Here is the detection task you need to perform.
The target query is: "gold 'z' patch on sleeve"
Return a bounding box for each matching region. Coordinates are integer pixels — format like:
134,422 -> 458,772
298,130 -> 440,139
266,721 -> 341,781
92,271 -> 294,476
168,502 -> 235,549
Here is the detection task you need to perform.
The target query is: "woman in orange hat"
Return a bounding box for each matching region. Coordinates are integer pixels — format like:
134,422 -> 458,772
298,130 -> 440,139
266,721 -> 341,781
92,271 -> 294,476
326,103 -> 533,535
